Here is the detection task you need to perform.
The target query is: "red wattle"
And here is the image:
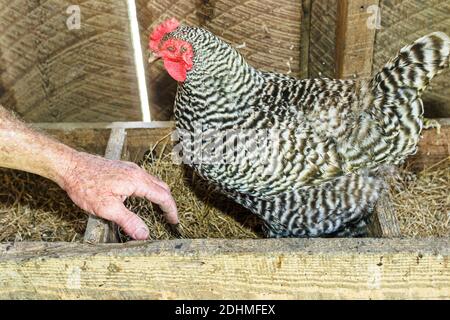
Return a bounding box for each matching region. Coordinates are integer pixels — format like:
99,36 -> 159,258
164,60 -> 187,82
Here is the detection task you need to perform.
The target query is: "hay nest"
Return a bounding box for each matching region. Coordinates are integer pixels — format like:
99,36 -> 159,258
0,153 -> 447,242
122,151 -> 263,240
388,158 -> 449,238
0,169 -> 87,242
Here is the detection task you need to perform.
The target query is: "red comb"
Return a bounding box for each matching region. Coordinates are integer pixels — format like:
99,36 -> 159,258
149,18 -> 181,52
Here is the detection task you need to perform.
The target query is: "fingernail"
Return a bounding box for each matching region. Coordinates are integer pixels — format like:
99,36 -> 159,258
134,227 -> 149,240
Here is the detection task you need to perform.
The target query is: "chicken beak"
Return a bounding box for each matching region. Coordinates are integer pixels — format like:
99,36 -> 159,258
148,52 -> 161,64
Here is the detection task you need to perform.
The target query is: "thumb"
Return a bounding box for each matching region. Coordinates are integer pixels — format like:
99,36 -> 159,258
100,202 -> 149,240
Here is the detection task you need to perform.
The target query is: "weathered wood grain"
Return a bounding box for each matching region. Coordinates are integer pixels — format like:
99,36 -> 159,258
0,238 -> 449,299
373,0 -> 450,117
34,121 -> 175,130
336,0 -> 380,79
309,0 -> 338,78
0,0 -> 142,122
137,0 -> 304,120
125,127 -> 174,163
300,0 -> 312,78
34,128 -> 111,156
408,119 -> 450,171
83,128 -> 127,244
372,192 -> 401,237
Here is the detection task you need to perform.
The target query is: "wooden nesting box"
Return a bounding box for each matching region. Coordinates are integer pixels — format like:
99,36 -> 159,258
0,119 -> 449,299
0,0 -> 449,300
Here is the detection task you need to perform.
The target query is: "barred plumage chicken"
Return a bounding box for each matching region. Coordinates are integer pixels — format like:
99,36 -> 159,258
149,18 -> 450,237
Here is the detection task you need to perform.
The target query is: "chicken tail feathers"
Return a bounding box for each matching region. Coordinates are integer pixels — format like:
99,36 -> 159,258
371,32 -> 449,99
349,33 -> 449,169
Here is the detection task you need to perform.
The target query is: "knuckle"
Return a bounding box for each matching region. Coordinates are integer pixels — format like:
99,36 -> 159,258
159,191 -> 173,205
115,210 -> 134,227
121,213 -> 136,226
160,181 -> 171,191
127,162 -> 141,170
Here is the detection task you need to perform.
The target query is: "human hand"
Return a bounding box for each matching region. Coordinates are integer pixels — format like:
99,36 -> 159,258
61,152 -> 178,240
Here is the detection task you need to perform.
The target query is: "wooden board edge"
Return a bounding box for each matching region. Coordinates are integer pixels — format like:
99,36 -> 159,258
2,238 -> 450,258
33,121 -> 175,130
300,0 -> 313,78
0,238 -> 449,299
374,191 -> 401,237
83,128 -> 127,244
335,0 -> 380,79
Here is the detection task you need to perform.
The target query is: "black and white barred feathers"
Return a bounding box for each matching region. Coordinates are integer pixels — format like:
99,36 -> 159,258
164,26 -> 450,237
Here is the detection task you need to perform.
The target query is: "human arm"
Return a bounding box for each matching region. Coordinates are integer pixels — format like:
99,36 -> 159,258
0,106 -> 178,240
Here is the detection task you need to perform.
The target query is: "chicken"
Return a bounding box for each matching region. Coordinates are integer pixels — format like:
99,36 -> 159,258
149,18 -> 450,237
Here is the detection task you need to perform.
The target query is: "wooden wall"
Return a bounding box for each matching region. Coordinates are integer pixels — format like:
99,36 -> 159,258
0,0 -> 448,122
309,0 -> 338,78
137,0 -> 305,120
309,0 -> 450,116
0,0 -> 142,122
140,0 -> 450,120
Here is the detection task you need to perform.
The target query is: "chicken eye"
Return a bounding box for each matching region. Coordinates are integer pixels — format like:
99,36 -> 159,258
180,46 -> 187,53
167,46 -> 176,52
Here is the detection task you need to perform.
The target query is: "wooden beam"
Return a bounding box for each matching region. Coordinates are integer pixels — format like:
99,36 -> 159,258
335,0 -> 379,79
409,120 -> 450,171
33,121 -> 175,131
0,238 -> 449,299
309,0 -> 338,78
300,0 -> 313,78
37,120 -> 449,171
83,128 -> 127,244
371,192 -> 401,237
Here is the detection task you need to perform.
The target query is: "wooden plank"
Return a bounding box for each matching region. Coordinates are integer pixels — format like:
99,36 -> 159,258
372,192 -> 401,238
0,0 -> 142,122
33,121 -> 175,131
335,0 -> 379,79
40,128 -> 111,156
103,128 -> 128,161
409,120 -> 450,171
300,0 -> 312,78
373,0 -> 450,118
309,0 -> 338,78
125,127 -> 173,163
0,238 -> 449,299
83,128 -> 127,244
